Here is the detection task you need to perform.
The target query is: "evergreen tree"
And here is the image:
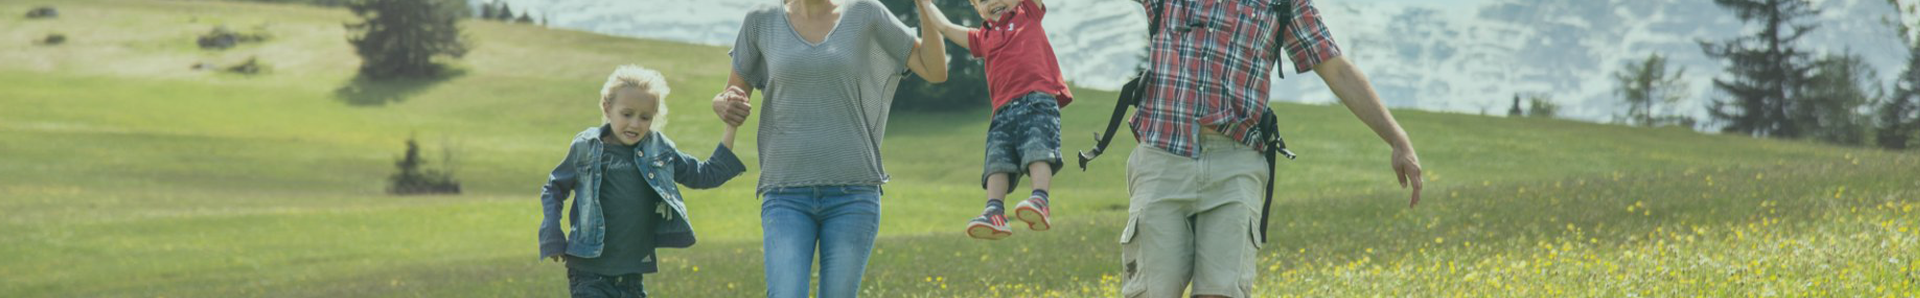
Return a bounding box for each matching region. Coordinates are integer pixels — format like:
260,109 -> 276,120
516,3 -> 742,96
344,0 -> 471,79
1800,52 -> 1878,146
1698,0 -> 1821,138
1613,53 -> 1691,127
479,1 -> 496,19
1880,43 -> 1920,150
1508,94 -> 1523,117
498,2 -> 513,21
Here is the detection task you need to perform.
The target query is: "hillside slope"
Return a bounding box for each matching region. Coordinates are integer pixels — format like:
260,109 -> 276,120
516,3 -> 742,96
1,0 -> 1915,296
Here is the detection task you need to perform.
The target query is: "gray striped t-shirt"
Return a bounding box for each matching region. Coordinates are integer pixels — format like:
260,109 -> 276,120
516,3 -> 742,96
730,0 -> 917,194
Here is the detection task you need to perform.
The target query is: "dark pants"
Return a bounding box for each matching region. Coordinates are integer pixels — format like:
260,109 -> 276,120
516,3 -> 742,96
568,268 -> 647,298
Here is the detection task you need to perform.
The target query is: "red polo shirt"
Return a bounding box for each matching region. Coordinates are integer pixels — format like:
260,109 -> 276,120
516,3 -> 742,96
967,0 -> 1073,113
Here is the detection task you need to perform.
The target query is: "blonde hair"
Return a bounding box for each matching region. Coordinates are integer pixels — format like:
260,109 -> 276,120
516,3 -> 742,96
601,64 -> 671,130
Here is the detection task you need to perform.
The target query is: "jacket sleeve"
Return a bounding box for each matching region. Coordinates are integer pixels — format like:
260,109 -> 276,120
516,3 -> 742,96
537,141 -> 581,259
671,143 -> 748,190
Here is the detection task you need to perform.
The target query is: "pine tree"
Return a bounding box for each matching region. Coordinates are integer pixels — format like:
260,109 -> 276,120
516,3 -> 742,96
345,0 -> 471,79
1800,52 -> 1877,146
479,1 -> 496,19
1699,0 -> 1820,138
1880,44 -> 1920,150
497,2 -> 513,21
1508,94 -> 1523,117
1876,1 -> 1919,150
1614,53 -> 1691,127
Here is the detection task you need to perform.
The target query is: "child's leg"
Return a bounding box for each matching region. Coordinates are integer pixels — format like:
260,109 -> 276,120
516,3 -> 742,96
968,172 -> 1015,240
1026,161 -> 1052,192
986,173 -> 1013,201
1012,93 -> 1064,231
1013,163 -> 1054,231
970,108 -> 1023,240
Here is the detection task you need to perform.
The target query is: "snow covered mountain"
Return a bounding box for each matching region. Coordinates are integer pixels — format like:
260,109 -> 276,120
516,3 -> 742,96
490,0 -> 1910,122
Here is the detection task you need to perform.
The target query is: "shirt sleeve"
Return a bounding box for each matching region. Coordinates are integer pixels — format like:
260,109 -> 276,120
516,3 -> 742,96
866,0 -> 917,75
966,28 -> 990,58
730,6 -> 774,89
1279,0 -> 1343,74
1027,0 -> 1046,20
536,138 -> 583,259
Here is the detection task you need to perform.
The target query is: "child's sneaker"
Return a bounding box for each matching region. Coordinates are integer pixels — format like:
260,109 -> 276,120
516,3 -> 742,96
966,201 -> 1012,240
1014,194 -> 1051,231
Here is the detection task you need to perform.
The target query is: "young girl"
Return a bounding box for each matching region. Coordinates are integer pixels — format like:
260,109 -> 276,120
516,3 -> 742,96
537,65 -> 746,297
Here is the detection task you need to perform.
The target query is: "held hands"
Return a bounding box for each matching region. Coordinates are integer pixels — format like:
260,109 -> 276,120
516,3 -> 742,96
711,86 -> 752,127
1392,145 -> 1424,208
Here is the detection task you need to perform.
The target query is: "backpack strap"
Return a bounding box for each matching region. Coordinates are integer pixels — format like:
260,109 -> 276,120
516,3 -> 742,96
1256,0 -> 1297,244
1079,0 -> 1168,170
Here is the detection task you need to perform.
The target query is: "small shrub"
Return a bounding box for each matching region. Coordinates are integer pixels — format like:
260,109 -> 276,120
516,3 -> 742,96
1527,95 -> 1560,118
25,6 -> 57,19
40,33 -> 65,45
225,56 -> 267,75
197,26 -> 269,50
388,137 -> 461,195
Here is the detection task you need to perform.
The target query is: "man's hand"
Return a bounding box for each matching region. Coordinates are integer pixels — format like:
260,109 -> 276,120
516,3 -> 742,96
546,254 -> 563,263
1315,56 -> 1425,208
1392,145 -> 1423,208
711,86 -> 752,127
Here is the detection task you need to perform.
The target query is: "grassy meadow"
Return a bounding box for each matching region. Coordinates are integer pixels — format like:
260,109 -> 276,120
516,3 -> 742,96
1,0 -> 1916,296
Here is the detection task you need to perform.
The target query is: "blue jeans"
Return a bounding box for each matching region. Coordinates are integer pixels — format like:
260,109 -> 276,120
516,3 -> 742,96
760,185 -> 882,298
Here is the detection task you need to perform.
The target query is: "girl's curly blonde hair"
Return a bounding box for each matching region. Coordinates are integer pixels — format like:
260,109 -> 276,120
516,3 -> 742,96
601,64 -> 670,130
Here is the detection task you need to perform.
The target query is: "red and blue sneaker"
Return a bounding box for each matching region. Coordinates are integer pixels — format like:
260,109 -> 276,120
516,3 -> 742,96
966,202 -> 1012,240
1014,194 -> 1051,231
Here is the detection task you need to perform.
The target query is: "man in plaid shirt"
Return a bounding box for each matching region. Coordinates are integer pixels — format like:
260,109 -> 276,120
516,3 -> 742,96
1118,0 -> 1424,297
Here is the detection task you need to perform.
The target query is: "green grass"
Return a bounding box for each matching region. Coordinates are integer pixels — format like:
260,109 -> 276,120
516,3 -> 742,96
2,0 -> 1917,296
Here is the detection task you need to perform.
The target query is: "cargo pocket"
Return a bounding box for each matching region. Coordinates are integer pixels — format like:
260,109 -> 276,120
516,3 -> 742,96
1118,215 -> 1147,298
1248,215 -> 1265,249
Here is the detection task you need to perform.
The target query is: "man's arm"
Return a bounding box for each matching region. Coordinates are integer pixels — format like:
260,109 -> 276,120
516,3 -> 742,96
918,0 -> 973,49
1313,56 -> 1425,207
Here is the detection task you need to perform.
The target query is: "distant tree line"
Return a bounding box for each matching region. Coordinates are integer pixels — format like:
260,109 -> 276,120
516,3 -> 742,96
477,1 -> 540,25
1604,0 -> 1917,150
1507,93 -> 1559,119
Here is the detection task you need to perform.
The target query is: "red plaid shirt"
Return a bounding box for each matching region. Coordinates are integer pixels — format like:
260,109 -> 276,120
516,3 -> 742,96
1131,0 -> 1343,158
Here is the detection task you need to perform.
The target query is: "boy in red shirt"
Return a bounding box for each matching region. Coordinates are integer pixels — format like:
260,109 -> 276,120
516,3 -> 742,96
920,0 -> 1074,240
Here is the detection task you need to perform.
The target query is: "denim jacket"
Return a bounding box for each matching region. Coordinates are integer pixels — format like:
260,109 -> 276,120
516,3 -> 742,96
538,125 -> 746,263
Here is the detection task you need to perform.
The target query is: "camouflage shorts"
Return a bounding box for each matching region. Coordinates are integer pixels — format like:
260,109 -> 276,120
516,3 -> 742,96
981,92 -> 1064,191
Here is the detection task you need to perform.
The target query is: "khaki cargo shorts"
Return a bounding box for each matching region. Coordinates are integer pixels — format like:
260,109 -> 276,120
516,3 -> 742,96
1120,131 -> 1267,298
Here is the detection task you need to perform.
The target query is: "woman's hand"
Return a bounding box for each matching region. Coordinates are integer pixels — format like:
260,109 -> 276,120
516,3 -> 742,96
712,85 -> 753,127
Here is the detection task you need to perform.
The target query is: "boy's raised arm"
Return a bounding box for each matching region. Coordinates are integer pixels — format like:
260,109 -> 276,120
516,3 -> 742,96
918,0 -> 973,50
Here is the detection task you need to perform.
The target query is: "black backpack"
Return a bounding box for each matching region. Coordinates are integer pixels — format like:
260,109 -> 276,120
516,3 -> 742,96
1079,0 -> 1297,243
